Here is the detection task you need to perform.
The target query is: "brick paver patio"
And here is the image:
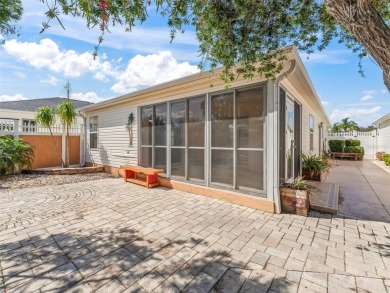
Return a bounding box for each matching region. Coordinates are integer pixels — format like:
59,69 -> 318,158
0,178 -> 389,292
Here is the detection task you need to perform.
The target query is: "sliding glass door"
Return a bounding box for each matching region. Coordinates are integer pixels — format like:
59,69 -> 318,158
210,92 -> 234,186
188,97 -> 205,181
210,87 -> 265,192
170,101 -> 186,177
236,88 -> 264,191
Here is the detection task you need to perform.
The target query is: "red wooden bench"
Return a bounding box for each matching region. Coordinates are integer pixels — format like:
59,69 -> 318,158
331,152 -> 360,161
120,165 -> 164,188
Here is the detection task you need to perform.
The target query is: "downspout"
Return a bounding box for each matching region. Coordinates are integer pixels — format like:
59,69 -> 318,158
79,111 -> 87,167
273,59 -> 296,214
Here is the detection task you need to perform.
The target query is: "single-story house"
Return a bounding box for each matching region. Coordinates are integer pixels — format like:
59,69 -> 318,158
373,113 -> 390,153
0,97 -> 93,168
79,46 -> 331,213
0,97 -> 92,131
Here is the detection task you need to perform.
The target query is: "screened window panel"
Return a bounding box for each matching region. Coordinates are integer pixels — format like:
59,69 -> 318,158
171,101 -> 186,147
141,107 -> 153,145
236,150 -> 263,190
141,147 -> 152,167
188,97 -> 205,147
171,148 -> 185,176
155,147 -> 166,171
211,150 -> 233,185
211,93 -> 234,148
236,88 -> 264,149
188,149 -> 204,180
155,104 -> 167,146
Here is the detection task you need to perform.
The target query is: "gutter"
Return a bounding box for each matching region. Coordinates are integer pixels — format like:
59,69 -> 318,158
78,111 -> 87,167
273,59 -> 296,214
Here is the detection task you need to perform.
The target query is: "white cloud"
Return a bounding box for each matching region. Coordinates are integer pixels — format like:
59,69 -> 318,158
330,106 -> 382,126
321,100 -> 329,106
71,92 -> 108,103
3,38 -> 199,96
13,71 -> 26,78
3,38 -> 114,77
0,94 -> 29,102
111,51 -> 199,94
301,50 -> 350,64
381,89 -> 388,94
363,90 -> 376,95
361,94 -> 374,101
41,76 -> 59,86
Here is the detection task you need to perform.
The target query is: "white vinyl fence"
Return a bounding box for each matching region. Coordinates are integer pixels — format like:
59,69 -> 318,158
326,130 -> 378,159
0,119 -> 81,135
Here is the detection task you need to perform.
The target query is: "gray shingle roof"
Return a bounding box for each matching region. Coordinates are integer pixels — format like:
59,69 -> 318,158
0,97 -> 93,112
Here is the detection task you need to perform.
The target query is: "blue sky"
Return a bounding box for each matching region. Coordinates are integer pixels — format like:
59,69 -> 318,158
0,1 -> 389,126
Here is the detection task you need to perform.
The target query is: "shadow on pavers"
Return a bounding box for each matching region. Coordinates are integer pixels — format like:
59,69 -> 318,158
0,225 -> 294,292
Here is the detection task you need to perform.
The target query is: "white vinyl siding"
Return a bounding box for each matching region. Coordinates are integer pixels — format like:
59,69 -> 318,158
85,104 -> 138,167
379,119 -> 390,152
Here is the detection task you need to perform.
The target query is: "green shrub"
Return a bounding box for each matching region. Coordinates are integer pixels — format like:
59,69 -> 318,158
328,140 -> 345,152
376,151 -> 385,160
0,135 -> 34,175
382,154 -> 390,162
345,139 -> 361,147
384,157 -> 390,166
344,146 -> 364,160
302,153 -> 331,175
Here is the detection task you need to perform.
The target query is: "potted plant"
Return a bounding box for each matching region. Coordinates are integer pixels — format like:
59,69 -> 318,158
280,176 -> 318,216
302,153 -> 330,181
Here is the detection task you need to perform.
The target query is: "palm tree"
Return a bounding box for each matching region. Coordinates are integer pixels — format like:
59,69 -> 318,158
331,122 -> 343,133
35,106 -> 64,167
340,118 -> 358,132
57,81 -> 76,167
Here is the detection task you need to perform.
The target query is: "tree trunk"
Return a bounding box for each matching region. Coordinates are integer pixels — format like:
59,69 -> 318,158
325,0 -> 390,91
49,126 -> 64,167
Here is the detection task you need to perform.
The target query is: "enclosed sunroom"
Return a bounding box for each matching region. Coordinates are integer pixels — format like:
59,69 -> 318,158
79,46 -> 330,213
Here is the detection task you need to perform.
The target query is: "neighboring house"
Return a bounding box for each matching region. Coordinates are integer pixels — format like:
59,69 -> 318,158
0,97 -> 92,131
79,46 -> 331,213
373,113 -> 390,153
0,97 -> 93,169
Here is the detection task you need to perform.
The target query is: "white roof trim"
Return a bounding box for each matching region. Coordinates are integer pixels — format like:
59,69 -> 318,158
373,113 -> 390,125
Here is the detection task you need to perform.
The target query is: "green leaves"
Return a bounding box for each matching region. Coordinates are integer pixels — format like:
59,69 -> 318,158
0,0 -> 23,39
0,135 -> 34,175
3,0 -> 389,87
35,106 -> 56,128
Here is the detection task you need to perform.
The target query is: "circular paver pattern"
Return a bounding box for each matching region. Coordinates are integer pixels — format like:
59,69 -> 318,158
0,185 -> 97,228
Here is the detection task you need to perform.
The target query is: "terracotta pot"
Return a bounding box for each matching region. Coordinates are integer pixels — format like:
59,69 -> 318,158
280,187 -> 309,216
302,169 -> 322,181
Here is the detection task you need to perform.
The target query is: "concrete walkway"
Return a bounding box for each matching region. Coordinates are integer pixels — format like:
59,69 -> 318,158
327,159 -> 390,222
0,178 -> 389,292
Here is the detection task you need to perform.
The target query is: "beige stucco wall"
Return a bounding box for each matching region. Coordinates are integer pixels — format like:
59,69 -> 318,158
0,109 -> 84,126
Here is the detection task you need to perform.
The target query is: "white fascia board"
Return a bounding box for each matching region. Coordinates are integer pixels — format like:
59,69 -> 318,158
373,113 -> 390,126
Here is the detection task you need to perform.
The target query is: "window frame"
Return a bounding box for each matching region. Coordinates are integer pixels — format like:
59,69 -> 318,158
22,119 -> 36,132
89,116 -> 98,149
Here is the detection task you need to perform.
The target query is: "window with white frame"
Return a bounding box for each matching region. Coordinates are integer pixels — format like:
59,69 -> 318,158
309,114 -> 314,151
22,119 -> 36,132
89,116 -> 98,149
